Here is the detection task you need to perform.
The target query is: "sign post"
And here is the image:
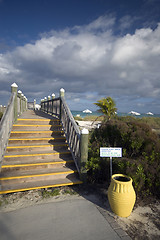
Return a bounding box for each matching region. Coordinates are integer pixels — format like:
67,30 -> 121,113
110,156 -> 112,179
100,147 -> 122,178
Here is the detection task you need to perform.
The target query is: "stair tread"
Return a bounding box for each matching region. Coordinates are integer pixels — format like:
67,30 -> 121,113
11,130 -> 63,132
4,149 -> 70,156
12,125 -> 62,128
0,176 -> 83,193
2,158 -> 74,166
9,136 -> 66,140
7,142 -> 67,147
0,165 -> 77,178
17,118 -> 59,120
17,119 -> 59,122
16,119 -> 60,122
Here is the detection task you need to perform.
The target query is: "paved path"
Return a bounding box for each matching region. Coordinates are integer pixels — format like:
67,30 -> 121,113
0,198 -> 131,240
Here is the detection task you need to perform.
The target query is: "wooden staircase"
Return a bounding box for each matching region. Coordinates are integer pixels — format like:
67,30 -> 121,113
0,110 -> 82,194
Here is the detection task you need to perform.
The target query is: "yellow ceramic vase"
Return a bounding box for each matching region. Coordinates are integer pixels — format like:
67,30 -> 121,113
108,174 -> 136,218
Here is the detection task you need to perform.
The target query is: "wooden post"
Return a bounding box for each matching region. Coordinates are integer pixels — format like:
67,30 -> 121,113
47,96 -> 51,113
41,99 -> 44,110
60,88 -> 65,98
44,97 -> 47,112
24,96 -> 27,111
21,93 -> 24,113
18,90 -> 22,115
11,83 -> 18,123
20,91 -> 23,113
26,98 -> 28,110
80,128 -> 89,182
59,88 -> 65,120
51,94 -> 55,114
34,99 -> 36,110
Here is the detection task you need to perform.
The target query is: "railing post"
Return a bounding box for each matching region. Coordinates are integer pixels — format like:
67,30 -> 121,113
24,96 -> 27,111
80,128 -> 89,182
0,105 -> 2,113
59,88 -> 65,120
11,83 -> 18,123
41,99 -> 44,110
47,96 -> 51,113
44,97 -> 47,111
52,93 -> 55,114
26,97 -> 28,110
52,93 -> 55,99
34,99 -> 36,110
60,88 -> 65,98
22,94 -> 25,112
18,90 -> 22,115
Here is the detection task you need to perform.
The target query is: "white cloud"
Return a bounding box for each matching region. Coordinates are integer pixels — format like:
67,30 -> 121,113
119,15 -> 134,31
0,16 -> 160,113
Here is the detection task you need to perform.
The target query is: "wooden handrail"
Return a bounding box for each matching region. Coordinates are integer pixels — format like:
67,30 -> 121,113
41,90 -> 89,181
41,97 -> 61,118
41,96 -> 81,172
0,93 -> 15,169
0,83 -> 28,170
60,97 -> 81,172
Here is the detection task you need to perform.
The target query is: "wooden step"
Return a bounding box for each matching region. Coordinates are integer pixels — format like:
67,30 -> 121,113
2,153 -> 72,166
10,130 -> 64,138
0,165 -> 78,184
17,118 -> 60,125
4,149 -> 72,161
6,143 -> 68,153
1,159 -> 75,172
8,136 -> 66,145
12,124 -> 62,131
0,176 -> 83,194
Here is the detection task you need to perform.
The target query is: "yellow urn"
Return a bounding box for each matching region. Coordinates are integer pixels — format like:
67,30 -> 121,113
108,174 -> 136,218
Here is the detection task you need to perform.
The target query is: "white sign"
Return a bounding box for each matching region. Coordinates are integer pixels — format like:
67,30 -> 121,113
100,147 -> 122,158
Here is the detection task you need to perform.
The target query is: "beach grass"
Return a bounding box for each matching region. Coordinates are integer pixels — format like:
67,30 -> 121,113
74,115 -> 104,121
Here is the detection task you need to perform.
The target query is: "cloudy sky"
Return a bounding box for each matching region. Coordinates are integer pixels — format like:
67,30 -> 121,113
0,0 -> 160,113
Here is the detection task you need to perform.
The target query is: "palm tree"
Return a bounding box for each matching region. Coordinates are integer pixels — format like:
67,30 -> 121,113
94,97 -> 117,121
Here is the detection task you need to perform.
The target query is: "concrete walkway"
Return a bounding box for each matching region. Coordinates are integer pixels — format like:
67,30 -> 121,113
0,198 -> 131,240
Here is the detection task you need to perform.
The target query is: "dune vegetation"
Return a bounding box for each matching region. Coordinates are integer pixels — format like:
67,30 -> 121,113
87,118 -> 160,199
86,97 -> 160,199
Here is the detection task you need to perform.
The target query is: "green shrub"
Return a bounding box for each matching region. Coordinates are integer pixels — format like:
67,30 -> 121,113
117,116 -> 160,129
87,119 -> 160,198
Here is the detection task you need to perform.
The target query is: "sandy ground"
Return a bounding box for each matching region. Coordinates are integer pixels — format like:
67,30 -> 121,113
77,120 -> 101,130
0,186 -> 160,240
115,200 -> 160,240
0,188 -> 82,213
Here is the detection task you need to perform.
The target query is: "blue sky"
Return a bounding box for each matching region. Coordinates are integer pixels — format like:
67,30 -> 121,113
0,0 -> 160,113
